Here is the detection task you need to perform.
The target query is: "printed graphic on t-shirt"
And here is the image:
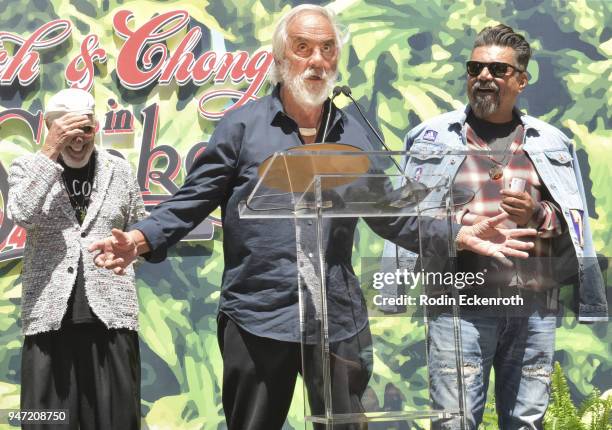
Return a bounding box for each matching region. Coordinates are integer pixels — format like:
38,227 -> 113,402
65,178 -> 92,199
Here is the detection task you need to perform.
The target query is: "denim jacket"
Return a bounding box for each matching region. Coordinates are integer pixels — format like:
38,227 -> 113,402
385,106 -> 607,322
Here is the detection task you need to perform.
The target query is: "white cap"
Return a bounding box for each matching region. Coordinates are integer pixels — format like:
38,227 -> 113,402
45,88 -> 95,120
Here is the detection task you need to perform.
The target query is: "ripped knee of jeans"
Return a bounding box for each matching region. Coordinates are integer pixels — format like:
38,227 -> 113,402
435,361 -> 481,381
522,365 -> 552,381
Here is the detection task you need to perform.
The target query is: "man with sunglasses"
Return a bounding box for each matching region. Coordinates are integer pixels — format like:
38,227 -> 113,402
387,25 -> 607,429
7,88 -> 145,429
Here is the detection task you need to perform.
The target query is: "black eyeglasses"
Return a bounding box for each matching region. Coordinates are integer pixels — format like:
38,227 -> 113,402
466,61 -> 524,78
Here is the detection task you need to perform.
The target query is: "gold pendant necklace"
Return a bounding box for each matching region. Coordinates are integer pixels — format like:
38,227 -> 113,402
489,164 -> 504,180
77,207 -> 87,223
487,129 -> 521,180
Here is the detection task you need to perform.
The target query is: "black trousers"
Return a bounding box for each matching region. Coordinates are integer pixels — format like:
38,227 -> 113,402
217,313 -> 372,430
20,324 -> 140,430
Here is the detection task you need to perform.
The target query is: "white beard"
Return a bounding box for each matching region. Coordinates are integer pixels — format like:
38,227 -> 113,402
280,61 -> 337,108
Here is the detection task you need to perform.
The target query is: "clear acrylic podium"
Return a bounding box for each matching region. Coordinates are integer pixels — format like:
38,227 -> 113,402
239,143 -> 476,429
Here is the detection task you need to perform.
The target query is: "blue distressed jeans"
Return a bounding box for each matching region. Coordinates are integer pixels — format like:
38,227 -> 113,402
427,307 -> 556,430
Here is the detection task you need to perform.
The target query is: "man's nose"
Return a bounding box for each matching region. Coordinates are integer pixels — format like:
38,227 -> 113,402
477,65 -> 494,80
307,47 -> 325,67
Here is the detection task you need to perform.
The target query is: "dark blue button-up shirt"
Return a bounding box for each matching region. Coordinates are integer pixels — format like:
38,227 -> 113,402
132,85 -> 453,342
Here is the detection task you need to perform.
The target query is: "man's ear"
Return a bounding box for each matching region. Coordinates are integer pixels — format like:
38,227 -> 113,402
517,72 -> 529,93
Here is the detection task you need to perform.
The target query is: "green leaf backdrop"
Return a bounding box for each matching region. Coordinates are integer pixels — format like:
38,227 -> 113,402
0,1 -> 610,429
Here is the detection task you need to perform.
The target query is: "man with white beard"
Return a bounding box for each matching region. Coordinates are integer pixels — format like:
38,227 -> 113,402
89,6 -> 537,429
7,88 -> 145,429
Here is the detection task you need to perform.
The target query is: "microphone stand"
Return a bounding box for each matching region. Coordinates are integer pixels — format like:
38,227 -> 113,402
339,85 -> 403,174
320,86 -> 342,143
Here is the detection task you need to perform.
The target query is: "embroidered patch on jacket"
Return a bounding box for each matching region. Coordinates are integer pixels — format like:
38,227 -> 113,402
423,130 -> 438,142
412,166 -> 423,181
569,209 -> 584,248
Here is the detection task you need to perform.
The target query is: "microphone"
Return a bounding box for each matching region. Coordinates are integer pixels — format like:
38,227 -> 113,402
320,86 -> 343,143
338,85 -> 448,209
338,85 -> 403,174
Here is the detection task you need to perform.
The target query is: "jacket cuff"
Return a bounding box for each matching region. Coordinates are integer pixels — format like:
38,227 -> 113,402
129,218 -> 168,263
578,304 -> 609,323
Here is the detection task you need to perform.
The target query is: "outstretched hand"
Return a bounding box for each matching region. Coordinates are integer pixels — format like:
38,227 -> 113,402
456,212 -> 536,267
88,228 -> 139,275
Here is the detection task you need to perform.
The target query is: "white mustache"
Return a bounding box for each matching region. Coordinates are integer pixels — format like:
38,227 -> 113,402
302,68 -> 327,80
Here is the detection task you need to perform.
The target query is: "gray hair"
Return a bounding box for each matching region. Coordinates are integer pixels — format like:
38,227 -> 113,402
269,4 -> 344,85
473,24 -> 532,71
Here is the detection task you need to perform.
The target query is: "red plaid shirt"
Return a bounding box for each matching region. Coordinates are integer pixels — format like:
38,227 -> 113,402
456,123 -> 564,240
455,122 -> 564,293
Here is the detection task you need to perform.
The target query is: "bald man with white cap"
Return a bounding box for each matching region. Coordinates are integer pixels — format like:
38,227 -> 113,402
7,88 -> 145,429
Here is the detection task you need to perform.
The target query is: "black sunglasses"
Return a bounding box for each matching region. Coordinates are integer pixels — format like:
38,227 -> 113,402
466,61 -> 524,78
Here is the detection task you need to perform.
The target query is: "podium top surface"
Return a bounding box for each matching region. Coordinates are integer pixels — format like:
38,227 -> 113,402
241,145 -> 554,219
257,143 -> 370,193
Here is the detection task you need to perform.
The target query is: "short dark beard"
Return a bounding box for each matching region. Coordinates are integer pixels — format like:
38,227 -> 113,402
469,81 -> 500,118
